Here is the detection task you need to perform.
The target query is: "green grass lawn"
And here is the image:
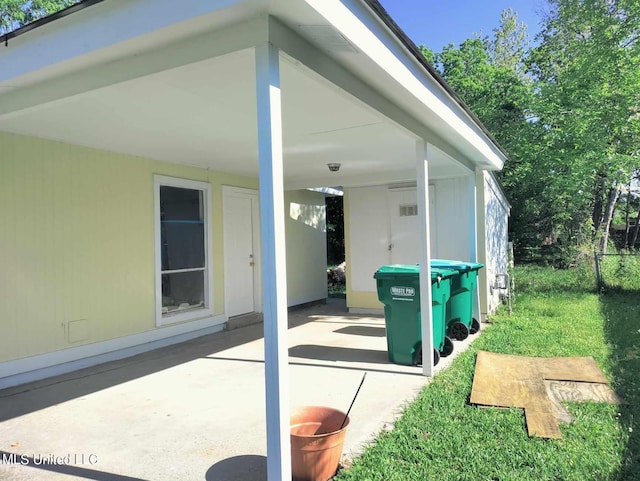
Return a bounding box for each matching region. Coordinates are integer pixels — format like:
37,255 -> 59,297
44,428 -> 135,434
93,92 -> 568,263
336,265 -> 640,481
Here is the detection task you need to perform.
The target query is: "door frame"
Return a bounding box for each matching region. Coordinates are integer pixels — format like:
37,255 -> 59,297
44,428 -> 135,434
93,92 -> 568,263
222,186 -> 262,317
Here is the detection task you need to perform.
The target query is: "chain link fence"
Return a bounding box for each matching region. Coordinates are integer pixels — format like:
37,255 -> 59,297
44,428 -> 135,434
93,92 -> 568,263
594,252 -> 640,291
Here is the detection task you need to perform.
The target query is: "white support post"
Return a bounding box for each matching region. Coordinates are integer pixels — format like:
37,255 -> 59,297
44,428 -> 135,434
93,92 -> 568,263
255,42 -> 291,481
468,172 -> 481,324
417,140 -> 434,376
475,169 -> 488,321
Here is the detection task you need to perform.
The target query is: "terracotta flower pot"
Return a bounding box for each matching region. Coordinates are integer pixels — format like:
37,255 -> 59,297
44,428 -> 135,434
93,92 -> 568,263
290,405 -> 350,481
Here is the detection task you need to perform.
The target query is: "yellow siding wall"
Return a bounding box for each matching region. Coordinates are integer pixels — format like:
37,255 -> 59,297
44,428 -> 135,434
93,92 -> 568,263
0,132 -> 256,362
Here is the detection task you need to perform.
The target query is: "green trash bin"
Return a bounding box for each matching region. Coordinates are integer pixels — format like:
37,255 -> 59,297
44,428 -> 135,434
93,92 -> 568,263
374,265 -> 456,366
430,259 -> 484,341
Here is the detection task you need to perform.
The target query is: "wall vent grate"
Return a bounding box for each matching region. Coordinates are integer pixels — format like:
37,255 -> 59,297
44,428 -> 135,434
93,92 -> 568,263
399,204 -> 418,217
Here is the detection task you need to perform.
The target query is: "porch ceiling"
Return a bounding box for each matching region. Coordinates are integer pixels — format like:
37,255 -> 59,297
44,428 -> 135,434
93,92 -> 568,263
0,47 -> 467,189
0,0 -> 478,189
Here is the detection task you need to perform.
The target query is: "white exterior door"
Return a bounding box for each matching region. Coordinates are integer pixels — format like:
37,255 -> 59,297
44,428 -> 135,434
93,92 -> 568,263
388,187 -> 436,264
223,187 -> 261,317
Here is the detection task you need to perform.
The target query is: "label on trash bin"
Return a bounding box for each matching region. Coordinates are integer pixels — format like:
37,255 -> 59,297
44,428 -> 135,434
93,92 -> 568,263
390,286 -> 415,300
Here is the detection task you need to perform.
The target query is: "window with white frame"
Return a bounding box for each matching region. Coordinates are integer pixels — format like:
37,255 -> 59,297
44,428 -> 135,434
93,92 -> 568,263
154,176 -> 212,325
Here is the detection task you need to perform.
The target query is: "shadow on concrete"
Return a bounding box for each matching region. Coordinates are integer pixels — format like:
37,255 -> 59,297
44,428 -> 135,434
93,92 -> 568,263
0,298 -> 348,423
0,451 -> 148,481
205,455 -> 267,481
333,326 -> 386,337
0,321 -> 273,422
201,355 -> 423,377
0,299 -> 390,425
305,318 -> 383,325
289,345 -> 389,364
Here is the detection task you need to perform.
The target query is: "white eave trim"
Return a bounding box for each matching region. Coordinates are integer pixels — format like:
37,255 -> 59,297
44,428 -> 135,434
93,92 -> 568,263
304,0 -> 506,170
0,0 -> 250,84
0,16 -> 267,120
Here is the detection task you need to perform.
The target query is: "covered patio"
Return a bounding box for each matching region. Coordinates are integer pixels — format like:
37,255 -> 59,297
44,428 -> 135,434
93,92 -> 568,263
0,300 -> 479,481
0,1 -> 506,478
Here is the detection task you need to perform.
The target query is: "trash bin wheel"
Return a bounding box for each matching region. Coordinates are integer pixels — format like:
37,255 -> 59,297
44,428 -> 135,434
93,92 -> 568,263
450,321 -> 469,341
441,336 -> 454,357
470,318 -> 481,334
416,344 -> 440,366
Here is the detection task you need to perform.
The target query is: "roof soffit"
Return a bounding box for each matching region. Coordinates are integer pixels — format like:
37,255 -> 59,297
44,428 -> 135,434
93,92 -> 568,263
272,0 -> 505,170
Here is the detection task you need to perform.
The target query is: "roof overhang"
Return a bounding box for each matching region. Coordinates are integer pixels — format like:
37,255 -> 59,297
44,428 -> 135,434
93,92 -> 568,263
0,0 -> 506,189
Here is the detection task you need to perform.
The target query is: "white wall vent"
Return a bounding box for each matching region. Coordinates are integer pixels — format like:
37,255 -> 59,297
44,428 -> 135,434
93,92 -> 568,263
399,204 -> 418,217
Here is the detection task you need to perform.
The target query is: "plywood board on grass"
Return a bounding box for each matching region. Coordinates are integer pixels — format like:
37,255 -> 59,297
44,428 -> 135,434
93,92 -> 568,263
470,351 -> 621,439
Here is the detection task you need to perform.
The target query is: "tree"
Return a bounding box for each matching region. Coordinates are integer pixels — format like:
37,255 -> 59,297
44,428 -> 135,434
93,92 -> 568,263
527,0 -> 640,253
326,195 -> 345,265
1,0 -> 78,34
422,3 -> 639,257
425,11 -> 540,252
487,8 -> 530,73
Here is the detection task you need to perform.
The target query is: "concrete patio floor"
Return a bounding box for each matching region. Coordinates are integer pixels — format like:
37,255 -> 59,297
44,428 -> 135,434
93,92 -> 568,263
0,298 -> 479,481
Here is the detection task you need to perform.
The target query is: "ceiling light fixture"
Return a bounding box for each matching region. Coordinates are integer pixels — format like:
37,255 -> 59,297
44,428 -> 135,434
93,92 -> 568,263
327,163 -> 341,172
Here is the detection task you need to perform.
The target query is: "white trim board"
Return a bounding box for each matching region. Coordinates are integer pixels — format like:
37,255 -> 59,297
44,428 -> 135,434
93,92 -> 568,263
0,315 -> 225,390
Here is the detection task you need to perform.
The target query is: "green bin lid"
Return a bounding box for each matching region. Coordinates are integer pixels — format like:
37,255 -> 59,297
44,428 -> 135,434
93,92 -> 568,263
374,264 -> 419,278
430,266 -> 458,279
431,259 -> 484,271
374,264 -> 457,280
467,262 -> 484,270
